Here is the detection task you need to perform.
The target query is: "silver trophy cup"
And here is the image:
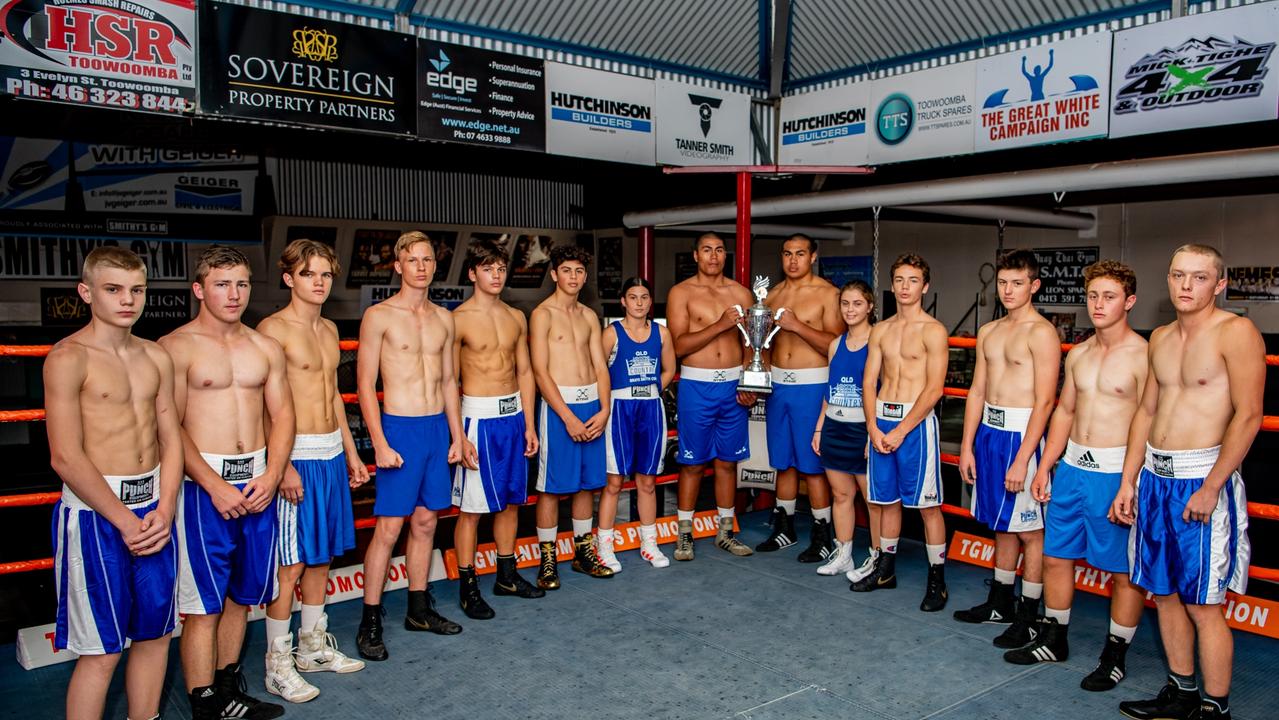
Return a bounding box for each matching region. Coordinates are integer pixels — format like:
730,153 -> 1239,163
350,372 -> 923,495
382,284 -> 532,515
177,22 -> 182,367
737,276 -> 784,393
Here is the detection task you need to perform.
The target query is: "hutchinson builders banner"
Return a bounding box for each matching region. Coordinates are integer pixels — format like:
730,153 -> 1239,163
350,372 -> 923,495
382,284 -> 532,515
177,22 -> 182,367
975,33 -> 1111,152
778,83 -> 870,165
1110,2 -> 1279,138
545,63 -> 655,165
0,0 -> 195,113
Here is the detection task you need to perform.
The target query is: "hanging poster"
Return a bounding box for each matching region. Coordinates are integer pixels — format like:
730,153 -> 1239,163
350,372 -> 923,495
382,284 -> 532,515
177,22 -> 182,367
868,62 -> 977,164
1226,266 -> 1279,302
778,83 -> 870,165
545,63 -> 654,165
346,228 -> 400,288
1017,246 -> 1099,306
418,41 -> 545,151
596,236 -> 623,300
0,0 -> 195,113
508,234 -> 553,289
655,79 -> 752,166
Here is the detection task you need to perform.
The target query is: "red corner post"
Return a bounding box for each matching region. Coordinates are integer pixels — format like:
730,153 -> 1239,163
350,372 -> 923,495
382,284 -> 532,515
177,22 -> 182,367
638,225 -> 655,286
735,171 -> 751,284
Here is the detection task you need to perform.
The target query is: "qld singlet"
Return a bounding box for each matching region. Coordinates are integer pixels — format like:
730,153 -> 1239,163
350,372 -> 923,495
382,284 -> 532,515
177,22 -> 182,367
826,333 -> 867,417
608,320 -> 662,394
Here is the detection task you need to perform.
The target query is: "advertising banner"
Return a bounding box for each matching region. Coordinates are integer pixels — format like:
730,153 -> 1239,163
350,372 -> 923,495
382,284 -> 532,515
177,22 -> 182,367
1110,2 -> 1279,138
359,284 -> 472,312
1227,266 -> 1279,302
545,63 -> 655,165
655,79 -> 752,166
975,33 -> 1111,152
0,233 -> 187,279
0,0 -> 195,113
737,397 -> 775,490
418,41 -> 545,151
778,84 -> 870,165
1021,246 -> 1099,306
869,62 -> 977,164
199,2 -> 416,135
817,255 -> 873,287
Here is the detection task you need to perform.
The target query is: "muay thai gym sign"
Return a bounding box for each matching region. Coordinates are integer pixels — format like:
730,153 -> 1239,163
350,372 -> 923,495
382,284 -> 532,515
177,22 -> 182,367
199,1 -> 416,135
0,0 -> 195,113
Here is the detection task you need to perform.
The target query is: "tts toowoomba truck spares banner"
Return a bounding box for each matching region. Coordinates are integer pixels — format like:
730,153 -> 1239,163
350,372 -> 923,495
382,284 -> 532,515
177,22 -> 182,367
0,0 -> 195,113
1110,2 -> 1279,138
199,1 -> 415,135
868,61 -> 977,164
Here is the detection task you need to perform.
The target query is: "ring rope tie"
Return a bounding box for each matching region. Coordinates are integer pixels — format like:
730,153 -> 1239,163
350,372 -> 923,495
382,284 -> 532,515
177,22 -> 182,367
1,340 -> 1276,578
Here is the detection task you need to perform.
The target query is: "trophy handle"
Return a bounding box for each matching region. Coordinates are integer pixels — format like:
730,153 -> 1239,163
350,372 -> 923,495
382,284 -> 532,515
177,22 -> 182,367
733,304 -> 751,346
762,308 -> 785,349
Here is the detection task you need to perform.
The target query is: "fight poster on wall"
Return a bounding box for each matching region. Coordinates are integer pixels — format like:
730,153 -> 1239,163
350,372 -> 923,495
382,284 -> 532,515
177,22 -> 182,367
0,0 -> 195,113
508,234 -> 553,289
418,41 -> 545,151
346,227 -> 400,287
975,33 -> 1111,152
199,1 -> 415,135
1226,266 -> 1279,302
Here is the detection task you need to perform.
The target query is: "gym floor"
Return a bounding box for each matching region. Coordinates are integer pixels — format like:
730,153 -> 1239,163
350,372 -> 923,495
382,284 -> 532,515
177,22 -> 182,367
3,512 -> 1275,719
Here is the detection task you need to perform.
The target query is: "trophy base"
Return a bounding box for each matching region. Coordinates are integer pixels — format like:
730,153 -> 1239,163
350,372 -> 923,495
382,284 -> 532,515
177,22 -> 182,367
737,370 -> 773,394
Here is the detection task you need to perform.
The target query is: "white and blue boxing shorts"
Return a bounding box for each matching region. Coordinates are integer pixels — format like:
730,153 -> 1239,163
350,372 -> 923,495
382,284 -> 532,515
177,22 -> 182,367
278,429 -> 356,567
868,400 -> 942,508
765,366 -> 827,475
971,404 -> 1044,532
676,365 -> 748,465
605,384 -> 667,477
453,393 -> 529,514
538,384 -> 606,494
1043,441 -> 1129,573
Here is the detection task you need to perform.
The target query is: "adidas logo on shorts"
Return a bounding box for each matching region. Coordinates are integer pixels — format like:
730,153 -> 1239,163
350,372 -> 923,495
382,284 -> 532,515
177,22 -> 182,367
222,457 -> 255,482
499,396 -> 519,415
985,407 -> 1006,428
1077,451 -> 1101,470
1151,453 -> 1175,478
119,474 -> 155,505
883,403 -> 904,420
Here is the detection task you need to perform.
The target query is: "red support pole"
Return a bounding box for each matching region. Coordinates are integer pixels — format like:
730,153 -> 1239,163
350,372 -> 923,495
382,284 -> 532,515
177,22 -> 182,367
735,171 -> 751,284
638,225 -> 655,285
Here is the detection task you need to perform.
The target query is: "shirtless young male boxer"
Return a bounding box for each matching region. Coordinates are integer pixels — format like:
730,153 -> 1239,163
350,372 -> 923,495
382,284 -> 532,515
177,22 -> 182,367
161,246 -> 293,720
755,235 -> 842,561
1003,261 -> 1146,692
955,250 -> 1061,648
257,239 -> 367,702
354,232 -> 464,661
854,254 -> 949,612
452,238 -> 545,618
530,245 -> 614,589
46,248 -> 182,720
1114,245 -> 1261,720
666,232 -> 756,560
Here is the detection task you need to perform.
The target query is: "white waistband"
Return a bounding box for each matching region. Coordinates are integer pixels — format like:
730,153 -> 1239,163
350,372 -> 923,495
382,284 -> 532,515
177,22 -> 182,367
1144,444 -> 1223,479
558,383 -> 600,404
982,403 -> 1033,432
612,384 -> 660,400
62,464 -> 161,511
1063,440 -> 1125,474
291,429 -> 343,462
771,366 -> 829,385
194,448 -> 267,483
680,365 -> 741,383
462,393 -> 523,419
876,400 -> 914,421
826,405 -> 866,423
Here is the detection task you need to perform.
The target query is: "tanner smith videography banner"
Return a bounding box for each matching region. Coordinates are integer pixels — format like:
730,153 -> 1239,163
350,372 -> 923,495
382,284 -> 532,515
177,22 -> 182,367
418,41 -> 545,151
655,79 -> 751,166
0,0 -> 195,113
199,1 -> 415,135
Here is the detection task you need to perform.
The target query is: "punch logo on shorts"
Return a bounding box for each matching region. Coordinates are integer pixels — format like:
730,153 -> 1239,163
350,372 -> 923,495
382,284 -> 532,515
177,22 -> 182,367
1151,453 -> 1175,478
119,474 -> 155,504
883,403 -> 904,420
631,385 -> 652,398
574,389 -> 590,402
222,457 -> 255,482
499,397 -> 519,415
986,407 -> 1006,428
1020,509 -> 1039,524
923,493 -> 938,502
1077,451 -> 1100,470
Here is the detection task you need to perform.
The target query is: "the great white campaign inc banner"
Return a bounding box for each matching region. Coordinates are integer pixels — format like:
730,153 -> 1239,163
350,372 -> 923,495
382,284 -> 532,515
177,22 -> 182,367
975,33 -> 1111,152
778,83 -> 870,165
545,63 -> 655,165
655,79 -> 752,166
868,61 -> 977,164
1110,2 -> 1279,138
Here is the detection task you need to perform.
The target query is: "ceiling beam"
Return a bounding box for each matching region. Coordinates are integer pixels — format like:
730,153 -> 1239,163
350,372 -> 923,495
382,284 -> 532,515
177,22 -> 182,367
768,0 -> 792,99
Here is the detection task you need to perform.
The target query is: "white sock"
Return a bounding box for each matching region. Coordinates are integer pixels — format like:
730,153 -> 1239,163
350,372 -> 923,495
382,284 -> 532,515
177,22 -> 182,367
717,506 -> 734,520
812,506 -> 832,523
1021,581 -> 1044,600
993,567 -> 1017,585
677,509 -> 694,523
777,498 -> 797,515
1110,620 -> 1138,643
640,524 -> 658,542
1045,607 -> 1071,625
572,517 -> 593,537
299,604 -> 324,634
537,526 -> 558,543
880,536 -> 899,554
926,543 -> 946,566
265,616 -> 291,649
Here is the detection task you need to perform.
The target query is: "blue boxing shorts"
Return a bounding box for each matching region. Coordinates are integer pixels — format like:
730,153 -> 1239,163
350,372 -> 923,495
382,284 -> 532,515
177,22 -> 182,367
868,400 -> 942,508
53,465 -> 178,654
605,384 -> 667,477
177,449 -> 279,614
971,404 -> 1044,532
538,384 -> 607,494
278,429 -> 356,567
1044,440 -> 1129,573
374,413 -> 453,516
676,365 -> 749,465
1129,445 -> 1250,605
766,366 -> 827,475
819,403 -> 869,476
453,393 -> 529,514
